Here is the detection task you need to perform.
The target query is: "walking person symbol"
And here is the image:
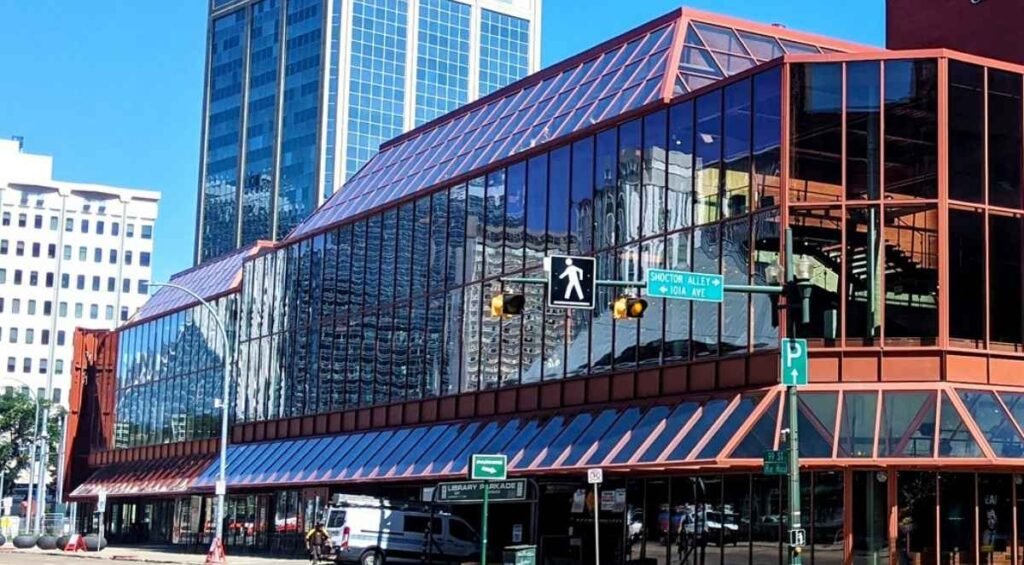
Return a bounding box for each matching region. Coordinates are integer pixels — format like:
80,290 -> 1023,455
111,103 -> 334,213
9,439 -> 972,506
559,258 -> 585,300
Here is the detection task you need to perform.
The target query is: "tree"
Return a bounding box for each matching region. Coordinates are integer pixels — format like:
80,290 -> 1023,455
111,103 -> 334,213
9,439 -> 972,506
0,393 -> 64,497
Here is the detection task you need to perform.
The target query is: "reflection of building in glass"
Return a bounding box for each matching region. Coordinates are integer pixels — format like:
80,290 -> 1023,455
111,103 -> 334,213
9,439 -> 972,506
68,6 -> 1024,564
195,0 -> 541,263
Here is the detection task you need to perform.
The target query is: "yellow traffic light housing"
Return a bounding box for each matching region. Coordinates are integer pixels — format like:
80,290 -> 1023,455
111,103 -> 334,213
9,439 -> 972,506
490,293 -> 525,317
612,296 -> 648,319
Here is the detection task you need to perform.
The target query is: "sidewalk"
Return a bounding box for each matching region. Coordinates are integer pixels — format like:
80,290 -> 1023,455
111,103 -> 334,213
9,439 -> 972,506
0,545 -> 310,564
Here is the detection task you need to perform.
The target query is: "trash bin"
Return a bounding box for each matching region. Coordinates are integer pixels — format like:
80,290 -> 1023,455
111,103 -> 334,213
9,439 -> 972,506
503,544 -> 536,565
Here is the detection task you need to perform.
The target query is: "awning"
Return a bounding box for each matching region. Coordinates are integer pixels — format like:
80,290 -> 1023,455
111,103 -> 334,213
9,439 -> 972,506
193,388 -> 785,490
69,455 -> 213,500
196,383 -> 1024,491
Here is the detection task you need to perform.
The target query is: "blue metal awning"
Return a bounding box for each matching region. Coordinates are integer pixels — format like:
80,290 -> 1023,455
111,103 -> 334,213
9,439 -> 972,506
194,390 -> 779,490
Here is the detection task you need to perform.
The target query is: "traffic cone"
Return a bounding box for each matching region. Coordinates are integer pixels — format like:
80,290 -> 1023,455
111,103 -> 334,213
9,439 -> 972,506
64,534 -> 88,552
205,537 -> 227,564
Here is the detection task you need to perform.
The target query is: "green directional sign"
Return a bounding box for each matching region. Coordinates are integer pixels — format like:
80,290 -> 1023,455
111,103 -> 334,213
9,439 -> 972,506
763,450 -> 788,476
780,338 -> 808,386
470,453 -> 508,480
646,268 -> 724,302
437,479 -> 528,503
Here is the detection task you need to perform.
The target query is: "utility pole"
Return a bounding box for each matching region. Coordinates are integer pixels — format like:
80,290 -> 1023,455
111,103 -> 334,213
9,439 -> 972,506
784,228 -> 811,565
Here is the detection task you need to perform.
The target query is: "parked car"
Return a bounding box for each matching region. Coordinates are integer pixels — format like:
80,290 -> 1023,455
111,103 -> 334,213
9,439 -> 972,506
323,494 -> 480,564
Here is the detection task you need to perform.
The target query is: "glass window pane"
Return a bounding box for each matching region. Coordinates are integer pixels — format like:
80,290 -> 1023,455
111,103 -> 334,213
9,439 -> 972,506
485,170 -> 505,278
429,192 -> 448,291
618,119 -> 642,242
610,405 -> 671,464
447,185 -> 467,287
989,69 -> 1023,209
949,61 -> 985,203
878,391 -> 936,457
584,408 -> 642,466
548,146 -> 571,253
884,206 -> 938,340
667,398 -> 729,460
663,231 -> 691,362
790,63 -> 842,202
838,391 -> 877,458
723,79 -> 751,216
526,155 -> 548,268
642,110 -> 667,238
753,68 -> 782,208
722,219 -> 749,353
595,128 -> 618,249
466,177 -> 486,281
504,163 -> 526,273
950,210 -> 985,341
897,471 -> 936,560
570,137 -> 595,254
884,59 -> 938,199
699,394 -> 760,459
667,101 -> 694,231
990,214 -> 1024,345
845,207 -> 882,340
692,225 -> 719,356
939,473 -> 976,559
979,474 -> 1013,558
731,395 -> 780,458
960,390 -> 1024,457
695,90 -> 722,223
638,238 -> 665,366
846,61 -> 881,200
938,393 -> 982,457
752,210 -> 780,349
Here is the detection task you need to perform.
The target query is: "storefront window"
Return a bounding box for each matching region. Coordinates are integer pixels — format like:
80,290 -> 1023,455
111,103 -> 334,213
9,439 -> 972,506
839,391 -> 877,457
897,471 -> 936,565
852,471 -> 889,564
979,474 -> 1012,561
940,473 -> 977,563
751,475 -> 783,565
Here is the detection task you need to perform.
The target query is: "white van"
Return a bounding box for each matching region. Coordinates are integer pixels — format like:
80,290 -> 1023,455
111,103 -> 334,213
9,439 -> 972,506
324,494 -> 480,564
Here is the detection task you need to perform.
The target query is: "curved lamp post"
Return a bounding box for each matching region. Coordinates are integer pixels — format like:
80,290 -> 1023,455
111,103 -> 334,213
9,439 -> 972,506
146,282 -> 233,548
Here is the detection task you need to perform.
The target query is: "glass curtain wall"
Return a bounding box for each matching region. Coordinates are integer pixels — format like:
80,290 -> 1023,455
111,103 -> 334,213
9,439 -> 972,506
789,59 -> 940,345
113,296 -> 237,448
238,66 -> 784,421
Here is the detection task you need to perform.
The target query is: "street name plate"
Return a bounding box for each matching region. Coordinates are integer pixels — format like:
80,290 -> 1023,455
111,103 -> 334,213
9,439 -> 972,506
436,479 -> 528,503
762,450 -> 787,476
645,269 -> 724,302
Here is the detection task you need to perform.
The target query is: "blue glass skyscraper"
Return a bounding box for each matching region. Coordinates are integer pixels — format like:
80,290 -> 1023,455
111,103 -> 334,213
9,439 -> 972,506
195,0 -> 541,264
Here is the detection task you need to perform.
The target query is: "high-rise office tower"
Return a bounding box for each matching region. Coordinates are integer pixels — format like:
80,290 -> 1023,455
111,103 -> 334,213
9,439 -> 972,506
195,0 -> 542,263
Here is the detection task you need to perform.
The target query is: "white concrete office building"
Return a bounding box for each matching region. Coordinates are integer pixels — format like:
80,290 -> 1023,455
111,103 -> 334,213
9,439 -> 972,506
0,138 -> 160,405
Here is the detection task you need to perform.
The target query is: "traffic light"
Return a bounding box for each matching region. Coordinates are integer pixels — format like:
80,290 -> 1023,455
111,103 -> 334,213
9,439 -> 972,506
612,296 -> 648,319
490,293 -> 525,317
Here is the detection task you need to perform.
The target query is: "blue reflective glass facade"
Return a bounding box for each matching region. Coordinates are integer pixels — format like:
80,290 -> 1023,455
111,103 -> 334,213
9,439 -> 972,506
277,0 -> 325,239
113,295 -> 236,449
414,0 -> 470,126
478,9 -> 530,97
198,0 -> 537,263
345,0 -> 408,180
240,0 -> 280,247
201,11 -> 247,262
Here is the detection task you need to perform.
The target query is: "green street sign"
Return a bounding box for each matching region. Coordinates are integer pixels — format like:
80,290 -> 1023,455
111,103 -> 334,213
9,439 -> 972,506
780,338 -> 808,386
470,454 -> 507,480
646,268 -> 724,302
763,450 -> 787,476
436,479 -> 528,503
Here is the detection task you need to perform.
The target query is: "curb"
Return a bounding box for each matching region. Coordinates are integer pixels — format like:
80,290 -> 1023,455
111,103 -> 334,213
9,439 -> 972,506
0,549 -> 200,564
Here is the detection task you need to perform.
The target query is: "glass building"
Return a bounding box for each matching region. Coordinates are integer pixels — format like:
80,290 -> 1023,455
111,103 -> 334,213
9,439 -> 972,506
68,6 -> 1024,564
195,0 -> 541,263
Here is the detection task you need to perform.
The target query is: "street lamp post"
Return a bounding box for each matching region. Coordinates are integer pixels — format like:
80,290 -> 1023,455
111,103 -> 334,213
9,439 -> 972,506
146,282 -> 233,548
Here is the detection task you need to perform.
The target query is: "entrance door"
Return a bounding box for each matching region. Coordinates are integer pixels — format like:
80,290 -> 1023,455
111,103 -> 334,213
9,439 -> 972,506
852,471 -> 889,565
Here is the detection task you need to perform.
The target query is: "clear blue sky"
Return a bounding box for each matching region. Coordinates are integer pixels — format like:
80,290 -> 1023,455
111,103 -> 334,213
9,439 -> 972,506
0,0 -> 883,284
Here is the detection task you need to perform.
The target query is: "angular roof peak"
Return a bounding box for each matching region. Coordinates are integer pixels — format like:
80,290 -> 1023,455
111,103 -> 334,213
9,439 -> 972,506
286,6 -> 879,243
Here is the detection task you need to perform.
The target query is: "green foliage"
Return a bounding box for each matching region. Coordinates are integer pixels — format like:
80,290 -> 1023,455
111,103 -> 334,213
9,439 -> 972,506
0,393 -> 64,496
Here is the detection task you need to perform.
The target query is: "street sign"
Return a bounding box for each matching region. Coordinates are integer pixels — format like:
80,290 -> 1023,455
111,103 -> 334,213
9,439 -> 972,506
587,468 -> 603,484
97,491 -> 107,513
470,453 -> 508,481
436,480 -> 528,503
645,268 -> 724,303
789,528 -> 806,547
762,450 -> 787,476
546,255 -> 596,309
780,338 -> 809,386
